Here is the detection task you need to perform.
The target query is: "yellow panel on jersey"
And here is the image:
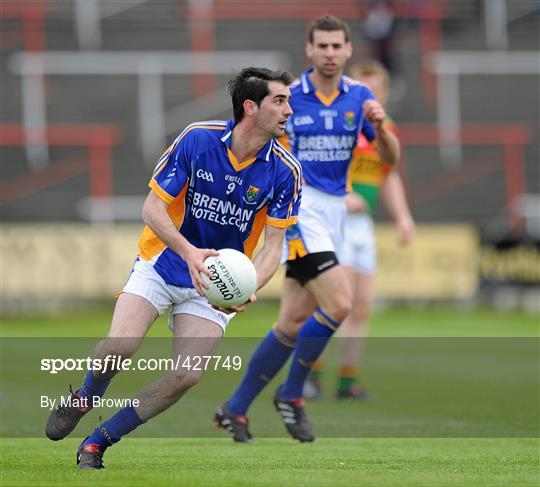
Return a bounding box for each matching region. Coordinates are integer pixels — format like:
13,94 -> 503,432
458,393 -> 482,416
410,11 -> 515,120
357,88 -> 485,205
287,237 -> 308,260
226,148 -> 257,172
148,178 -> 175,204
266,215 -> 298,228
314,89 -> 340,107
138,182 -> 188,261
243,206 -> 267,259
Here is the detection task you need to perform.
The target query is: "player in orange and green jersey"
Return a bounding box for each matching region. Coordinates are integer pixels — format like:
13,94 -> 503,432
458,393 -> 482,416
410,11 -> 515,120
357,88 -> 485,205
304,60 -> 416,400
347,116 -> 397,215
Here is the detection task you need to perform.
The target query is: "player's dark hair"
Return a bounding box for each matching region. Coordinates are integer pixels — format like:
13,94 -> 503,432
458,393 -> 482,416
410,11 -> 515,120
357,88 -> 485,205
229,67 -> 294,123
308,15 -> 351,43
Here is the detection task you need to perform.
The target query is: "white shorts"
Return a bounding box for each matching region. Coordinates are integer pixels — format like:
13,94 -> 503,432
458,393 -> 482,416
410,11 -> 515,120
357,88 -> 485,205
122,258 -> 233,332
341,213 -> 377,275
283,186 -> 347,262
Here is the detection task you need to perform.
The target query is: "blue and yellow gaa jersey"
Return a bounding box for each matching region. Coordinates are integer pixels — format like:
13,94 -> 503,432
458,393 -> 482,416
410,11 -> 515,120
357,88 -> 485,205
285,67 -> 376,196
138,120 -> 302,288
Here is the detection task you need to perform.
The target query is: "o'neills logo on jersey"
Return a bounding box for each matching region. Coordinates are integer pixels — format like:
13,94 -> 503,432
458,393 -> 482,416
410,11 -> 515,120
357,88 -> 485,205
191,191 -> 253,232
297,135 -> 356,162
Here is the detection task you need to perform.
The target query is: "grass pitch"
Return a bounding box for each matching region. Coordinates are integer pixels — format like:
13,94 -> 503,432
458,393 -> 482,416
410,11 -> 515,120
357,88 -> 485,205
1,303 -> 539,485
3,301 -> 538,337
1,438 -> 539,487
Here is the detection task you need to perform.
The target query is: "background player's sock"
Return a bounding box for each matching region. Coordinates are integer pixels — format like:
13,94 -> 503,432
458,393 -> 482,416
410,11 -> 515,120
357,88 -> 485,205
280,308 -> 340,400
83,406 -> 145,450
303,359 -> 324,399
337,365 -> 358,393
228,329 -> 295,415
77,370 -> 111,405
309,358 -> 324,380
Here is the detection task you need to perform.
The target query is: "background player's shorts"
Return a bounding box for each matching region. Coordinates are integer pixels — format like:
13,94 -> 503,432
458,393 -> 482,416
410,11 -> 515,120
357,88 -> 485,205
285,251 -> 339,286
340,213 -> 377,275
282,186 -> 346,263
122,258 -> 233,332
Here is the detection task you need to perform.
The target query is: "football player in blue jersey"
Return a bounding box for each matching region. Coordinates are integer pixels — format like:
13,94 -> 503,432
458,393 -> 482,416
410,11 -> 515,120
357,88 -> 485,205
216,16 -> 400,443
304,60 -> 415,401
45,67 -> 302,469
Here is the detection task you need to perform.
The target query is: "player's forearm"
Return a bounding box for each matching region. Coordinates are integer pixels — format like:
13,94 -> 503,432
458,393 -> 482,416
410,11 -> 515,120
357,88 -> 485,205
375,126 -> 400,166
142,193 -> 195,260
252,245 -> 281,290
252,226 -> 285,290
381,172 -> 412,224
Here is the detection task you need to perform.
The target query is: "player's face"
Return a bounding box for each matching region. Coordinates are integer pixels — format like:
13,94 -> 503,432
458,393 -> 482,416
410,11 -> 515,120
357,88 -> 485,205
306,30 -> 352,79
255,81 -> 293,138
357,74 -> 388,104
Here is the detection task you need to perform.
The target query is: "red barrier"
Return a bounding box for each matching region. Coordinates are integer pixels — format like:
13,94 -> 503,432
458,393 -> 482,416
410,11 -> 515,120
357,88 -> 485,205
398,122 -> 532,231
0,123 -> 122,205
0,0 -> 48,51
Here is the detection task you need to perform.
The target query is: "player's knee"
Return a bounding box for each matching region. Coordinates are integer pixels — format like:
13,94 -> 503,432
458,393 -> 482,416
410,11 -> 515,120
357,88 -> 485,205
273,325 -> 298,346
167,369 -> 204,396
324,298 -> 351,324
279,305 -> 310,327
277,308 -> 310,337
276,318 -> 304,338
293,313 -> 310,328
97,337 -> 139,362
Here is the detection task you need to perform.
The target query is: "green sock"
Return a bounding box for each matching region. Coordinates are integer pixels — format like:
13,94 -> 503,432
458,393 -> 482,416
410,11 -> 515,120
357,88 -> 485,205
309,370 -> 322,382
337,375 -> 356,392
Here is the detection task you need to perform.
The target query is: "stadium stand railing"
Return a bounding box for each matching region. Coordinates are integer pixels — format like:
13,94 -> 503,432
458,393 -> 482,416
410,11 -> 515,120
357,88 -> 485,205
0,123 -> 122,221
399,122 -> 532,232
1,0 -> 538,232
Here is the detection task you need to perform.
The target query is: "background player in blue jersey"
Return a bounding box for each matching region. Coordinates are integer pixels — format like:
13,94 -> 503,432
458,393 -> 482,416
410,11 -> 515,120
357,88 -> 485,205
45,67 -> 302,469
303,60 -> 415,400
216,16 -> 400,443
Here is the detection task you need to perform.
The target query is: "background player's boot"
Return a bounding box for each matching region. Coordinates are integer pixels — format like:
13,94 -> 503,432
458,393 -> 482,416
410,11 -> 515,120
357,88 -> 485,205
77,437 -> 105,470
303,377 -> 323,399
273,386 -> 315,442
46,386 -> 90,441
214,403 -> 253,443
336,384 -> 370,401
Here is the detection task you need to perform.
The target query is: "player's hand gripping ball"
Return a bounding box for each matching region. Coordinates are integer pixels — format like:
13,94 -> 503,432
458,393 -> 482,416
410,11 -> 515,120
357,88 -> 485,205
201,249 -> 257,308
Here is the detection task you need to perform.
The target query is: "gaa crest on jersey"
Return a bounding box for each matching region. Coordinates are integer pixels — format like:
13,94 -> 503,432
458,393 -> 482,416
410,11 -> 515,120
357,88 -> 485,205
343,112 -> 356,131
243,185 -> 260,204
